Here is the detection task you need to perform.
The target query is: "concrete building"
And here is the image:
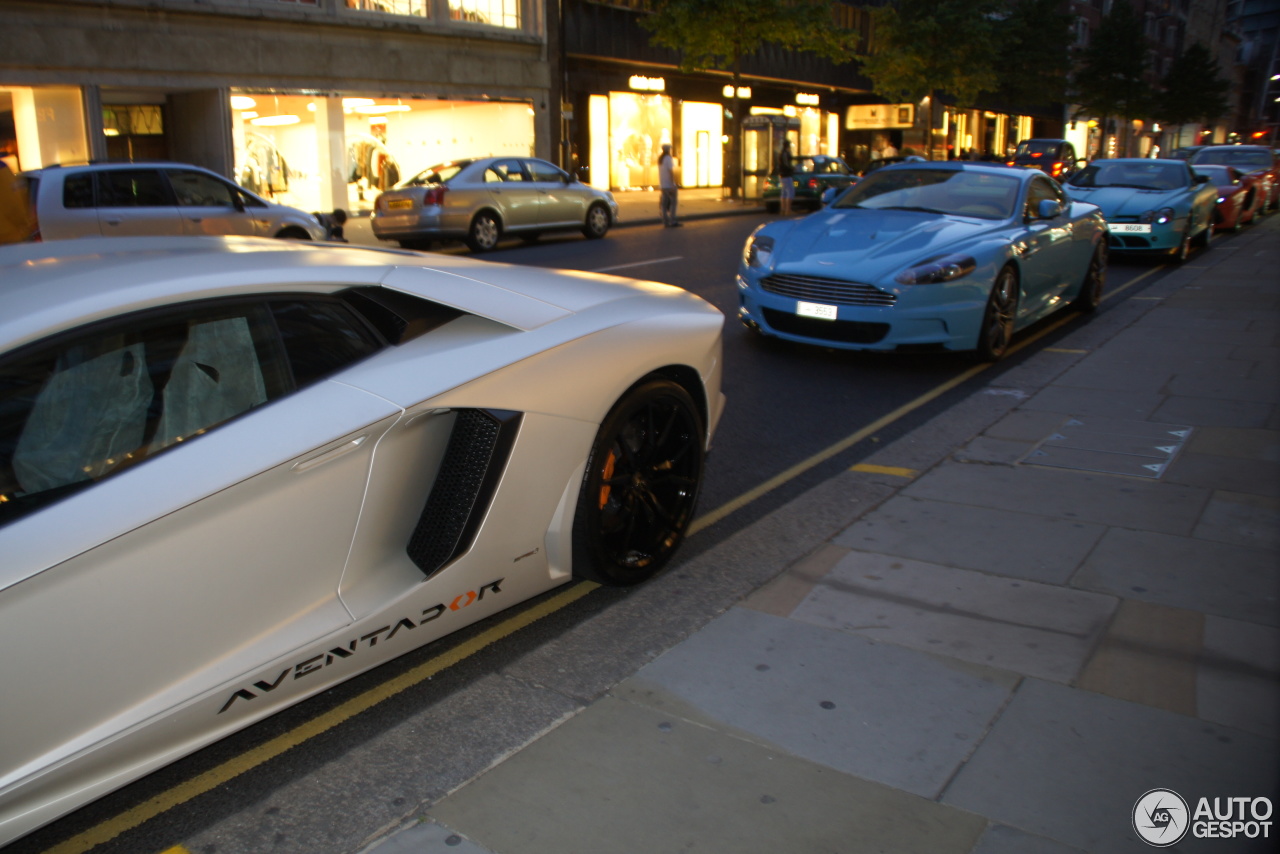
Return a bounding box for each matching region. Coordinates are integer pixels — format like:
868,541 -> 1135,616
0,0 -> 554,215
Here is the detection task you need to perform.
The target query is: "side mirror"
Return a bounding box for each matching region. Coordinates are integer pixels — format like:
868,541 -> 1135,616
1195,174 -> 1210,185
1037,199 -> 1063,219
821,186 -> 839,207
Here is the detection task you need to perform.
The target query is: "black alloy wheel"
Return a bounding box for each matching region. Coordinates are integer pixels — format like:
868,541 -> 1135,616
974,265 -> 1019,361
571,378 -> 704,586
1071,243 -> 1106,312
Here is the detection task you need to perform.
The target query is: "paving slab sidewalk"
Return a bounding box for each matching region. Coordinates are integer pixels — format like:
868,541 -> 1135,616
364,218 -> 1279,854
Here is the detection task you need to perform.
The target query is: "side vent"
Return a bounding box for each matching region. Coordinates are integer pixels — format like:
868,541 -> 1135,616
406,409 -> 522,578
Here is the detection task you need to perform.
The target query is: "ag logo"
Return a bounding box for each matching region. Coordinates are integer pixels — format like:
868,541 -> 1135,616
1134,788 -> 1190,846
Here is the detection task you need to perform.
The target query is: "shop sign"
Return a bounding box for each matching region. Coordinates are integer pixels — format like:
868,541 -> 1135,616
845,104 -> 914,129
629,76 -> 666,92
796,93 -> 820,106
723,85 -> 752,99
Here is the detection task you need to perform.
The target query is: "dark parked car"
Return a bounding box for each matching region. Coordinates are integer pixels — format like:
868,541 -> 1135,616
1007,139 -> 1083,181
762,155 -> 858,213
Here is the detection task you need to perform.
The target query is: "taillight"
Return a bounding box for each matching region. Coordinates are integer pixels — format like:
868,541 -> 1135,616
1051,161 -> 1064,177
807,177 -> 819,189
422,186 -> 447,206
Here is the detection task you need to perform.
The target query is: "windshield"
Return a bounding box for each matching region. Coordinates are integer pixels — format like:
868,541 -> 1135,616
1191,148 -> 1273,170
1067,162 -> 1189,191
831,168 -> 1019,220
796,157 -> 849,175
400,162 -> 469,187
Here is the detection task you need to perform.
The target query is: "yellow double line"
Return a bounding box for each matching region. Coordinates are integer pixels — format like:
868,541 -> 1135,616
45,262 -> 1166,854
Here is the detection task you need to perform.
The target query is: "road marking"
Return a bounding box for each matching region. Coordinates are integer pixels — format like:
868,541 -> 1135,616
849,463 -> 919,478
591,256 -> 683,273
40,582 -> 598,854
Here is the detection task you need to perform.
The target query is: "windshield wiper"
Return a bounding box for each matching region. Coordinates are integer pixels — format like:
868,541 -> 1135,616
879,205 -> 949,215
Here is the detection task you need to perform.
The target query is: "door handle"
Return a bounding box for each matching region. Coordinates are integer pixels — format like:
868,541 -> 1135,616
292,435 -> 369,472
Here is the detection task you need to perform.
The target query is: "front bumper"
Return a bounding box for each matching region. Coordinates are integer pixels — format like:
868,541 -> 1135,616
735,271 -> 987,352
1105,218 -> 1186,253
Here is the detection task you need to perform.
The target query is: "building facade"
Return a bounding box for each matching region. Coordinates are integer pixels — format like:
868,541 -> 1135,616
1,0 -> 554,214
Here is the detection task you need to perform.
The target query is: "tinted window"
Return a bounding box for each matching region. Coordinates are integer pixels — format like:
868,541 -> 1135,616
63,174 -> 95,208
488,159 -> 527,182
0,301 -> 289,528
269,299 -> 383,387
834,168 -> 1019,220
168,170 -> 238,208
96,169 -> 174,207
1068,162 -> 1189,190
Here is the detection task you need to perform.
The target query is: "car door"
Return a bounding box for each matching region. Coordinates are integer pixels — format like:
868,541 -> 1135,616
482,159 -> 541,230
93,167 -> 183,236
0,295 -> 399,788
525,158 -> 583,227
1014,176 -> 1079,321
166,168 -> 261,236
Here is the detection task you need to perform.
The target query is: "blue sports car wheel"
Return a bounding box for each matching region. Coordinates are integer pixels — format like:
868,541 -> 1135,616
976,265 -> 1019,361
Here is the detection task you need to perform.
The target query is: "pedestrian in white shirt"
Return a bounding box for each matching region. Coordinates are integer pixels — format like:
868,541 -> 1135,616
658,144 -> 681,227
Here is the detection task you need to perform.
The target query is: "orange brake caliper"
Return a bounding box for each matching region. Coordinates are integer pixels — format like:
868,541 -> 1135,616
599,450 -> 617,509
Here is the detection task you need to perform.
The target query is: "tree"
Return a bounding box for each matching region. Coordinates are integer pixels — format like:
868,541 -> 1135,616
1070,0 -> 1153,157
990,0 -> 1074,109
1156,43 -> 1231,129
856,0 -> 1003,158
640,0 -> 858,196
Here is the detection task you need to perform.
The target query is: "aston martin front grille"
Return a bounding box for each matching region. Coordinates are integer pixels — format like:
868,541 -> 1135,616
406,409 -> 522,579
761,273 -> 896,307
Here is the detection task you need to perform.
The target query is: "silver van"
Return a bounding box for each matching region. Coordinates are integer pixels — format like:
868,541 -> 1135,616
24,162 -> 329,241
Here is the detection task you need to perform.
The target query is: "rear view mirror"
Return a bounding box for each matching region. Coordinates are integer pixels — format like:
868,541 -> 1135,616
1038,199 -> 1062,219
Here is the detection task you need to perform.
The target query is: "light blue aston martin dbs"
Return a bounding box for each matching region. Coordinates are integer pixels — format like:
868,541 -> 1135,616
737,162 -> 1109,360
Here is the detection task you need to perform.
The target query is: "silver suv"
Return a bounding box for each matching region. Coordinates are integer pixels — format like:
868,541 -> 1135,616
24,162 -> 329,241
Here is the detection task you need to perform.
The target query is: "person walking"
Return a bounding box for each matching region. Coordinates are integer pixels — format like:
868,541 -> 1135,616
778,137 -> 795,216
658,143 -> 681,227
0,157 -> 35,245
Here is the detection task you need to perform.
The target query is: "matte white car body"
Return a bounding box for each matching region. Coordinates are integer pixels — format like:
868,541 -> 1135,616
0,237 -> 724,846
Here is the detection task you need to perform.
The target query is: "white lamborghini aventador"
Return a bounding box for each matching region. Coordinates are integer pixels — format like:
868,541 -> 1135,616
0,236 -> 725,846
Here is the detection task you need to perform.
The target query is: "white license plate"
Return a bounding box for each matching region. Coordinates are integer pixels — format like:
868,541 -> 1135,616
1110,223 -> 1151,234
796,301 -> 838,321
387,198 -> 414,210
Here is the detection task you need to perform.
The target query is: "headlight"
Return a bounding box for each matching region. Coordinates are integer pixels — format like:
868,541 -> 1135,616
744,234 -> 775,269
1217,196 -> 1226,204
894,254 -> 976,285
1139,207 -> 1176,224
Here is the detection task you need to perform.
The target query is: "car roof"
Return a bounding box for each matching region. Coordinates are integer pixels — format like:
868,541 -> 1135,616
0,237 -> 675,354
22,161 -> 212,176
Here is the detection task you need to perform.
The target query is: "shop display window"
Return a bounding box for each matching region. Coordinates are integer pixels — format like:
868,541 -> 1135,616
346,0 -> 428,16
450,0 -> 519,27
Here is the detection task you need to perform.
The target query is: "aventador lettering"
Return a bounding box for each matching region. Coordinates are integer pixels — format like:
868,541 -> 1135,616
218,579 -> 504,714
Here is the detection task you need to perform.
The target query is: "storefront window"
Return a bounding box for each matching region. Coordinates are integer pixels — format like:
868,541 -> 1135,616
230,91 -> 534,213
1,85 -> 89,172
450,0 -> 519,27
346,0 -> 428,17
608,92 -> 670,190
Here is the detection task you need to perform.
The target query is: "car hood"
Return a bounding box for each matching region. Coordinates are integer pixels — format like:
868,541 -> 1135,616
768,208 -> 998,281
1064,186 -> 1184,217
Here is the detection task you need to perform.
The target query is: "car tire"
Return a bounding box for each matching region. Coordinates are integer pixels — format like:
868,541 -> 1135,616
1071,243 -> 1106,313
570,378 -> 704,587
465,211 -> 501,252
582,203 -> 611,239
973,265 -> 1019,362
1195,220 -> 1213,250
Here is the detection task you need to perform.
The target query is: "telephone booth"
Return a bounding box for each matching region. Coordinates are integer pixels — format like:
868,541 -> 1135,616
742,115 -> 799,200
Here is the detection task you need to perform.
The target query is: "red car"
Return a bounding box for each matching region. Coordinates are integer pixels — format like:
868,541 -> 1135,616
1193,165 -> 1266,231
1189,145 -> 1280,212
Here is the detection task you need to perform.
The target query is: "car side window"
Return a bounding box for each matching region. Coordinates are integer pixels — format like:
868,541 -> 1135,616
1024,177 -> 1063,219
168,170 -> 238,208
268,298 -> 384,387
525,159 -> 567,183
0,301 -> 291,528
490,159 -> 527,182
96,169 -> 174,207
63,174 -> 95,208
